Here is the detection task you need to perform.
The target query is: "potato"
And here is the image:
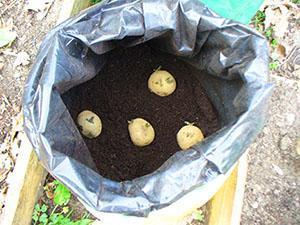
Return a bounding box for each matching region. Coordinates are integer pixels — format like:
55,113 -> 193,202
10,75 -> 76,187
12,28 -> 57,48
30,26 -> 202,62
128,118 -> 155,147
177,122 -> 204,150
148,68 -> 176,97
77,110 -> 102,139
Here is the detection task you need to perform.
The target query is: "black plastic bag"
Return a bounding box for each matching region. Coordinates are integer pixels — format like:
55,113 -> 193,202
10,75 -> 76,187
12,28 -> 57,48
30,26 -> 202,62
23,0 -> 273,217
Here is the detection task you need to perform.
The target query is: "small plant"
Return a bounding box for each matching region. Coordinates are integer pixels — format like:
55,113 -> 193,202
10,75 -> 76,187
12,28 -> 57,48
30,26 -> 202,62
253,10 -> 282,49
193,210 -> 204,222
90,0 -> 101,4
264,26 -> 274,40
264,26 -> 279,49
53,180 -> 72,206
252,10 -> 266,30
32,204 -> 49,225
270,39 -> 278,48
269,60 -> 280,70
291,0 -> 300,4
32,180 -> 93,225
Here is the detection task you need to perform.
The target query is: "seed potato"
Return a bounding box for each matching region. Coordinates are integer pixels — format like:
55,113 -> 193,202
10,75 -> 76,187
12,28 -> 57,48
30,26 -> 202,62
177,122 -> 204,150
77,110 -> 102,139
128,118 -> 155,147
148,69 -> 176,97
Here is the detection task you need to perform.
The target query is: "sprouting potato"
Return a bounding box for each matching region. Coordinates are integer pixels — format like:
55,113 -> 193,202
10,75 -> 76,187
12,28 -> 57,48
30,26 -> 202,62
148,68 -> 176,97
77,110 -> 102,139
177,122 -> 204,150
128,118 -> 155,147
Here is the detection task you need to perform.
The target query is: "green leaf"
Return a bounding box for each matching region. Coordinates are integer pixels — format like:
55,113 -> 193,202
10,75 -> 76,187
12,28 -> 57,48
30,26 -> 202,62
193,210 -> 204,222
53,181 -> 71,206
32,214 -> 39,222
49,214 -> 71,225
264,27 -> 274,40
53,180 -> 60,185
58,216 -> 74,225
75,219 -> 93,225
39,213 -> 49,224
90,0 -> 102,4
35,203 -> 41,212
269,60 -> 280,70
251,10 -> 265,30
49,213 -> 59,224
0,28 -> 17,48
41,204 -> 48,213
270,39 -> 278,48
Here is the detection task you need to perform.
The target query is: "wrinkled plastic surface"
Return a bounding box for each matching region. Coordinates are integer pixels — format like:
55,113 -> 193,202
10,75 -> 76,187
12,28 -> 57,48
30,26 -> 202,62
201,0 -> 264,24
23,0 -> 273,217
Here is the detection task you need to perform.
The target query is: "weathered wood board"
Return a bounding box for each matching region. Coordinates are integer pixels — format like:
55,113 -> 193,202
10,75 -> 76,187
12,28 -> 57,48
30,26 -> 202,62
1,116 -> 47,225
207,153 -> 248,225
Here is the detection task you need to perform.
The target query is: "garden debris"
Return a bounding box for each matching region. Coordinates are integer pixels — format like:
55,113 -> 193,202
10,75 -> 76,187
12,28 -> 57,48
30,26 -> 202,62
0,0 -> 18,16
0,62 -> 4,71
44,182 -> 55,199
272,164 -> 284,176
0,0 -> 63,217
280,46 -> 300,80
264,5 -> 289,38
33,178 -> 94,225
0,19 -> 17,48
26,0 -> 54,20
275,44 -> 286,58
13,51 -> 30,67
1,95 -> 11,108
0,140 -> 13,215
0,112 -> 23,215
1,48 -> 17,56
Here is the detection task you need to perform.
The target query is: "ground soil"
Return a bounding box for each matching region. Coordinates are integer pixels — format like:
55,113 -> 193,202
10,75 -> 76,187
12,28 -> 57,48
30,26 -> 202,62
0,0 -> 63,215
0,0 -> 63,143
63,44 -> 220,181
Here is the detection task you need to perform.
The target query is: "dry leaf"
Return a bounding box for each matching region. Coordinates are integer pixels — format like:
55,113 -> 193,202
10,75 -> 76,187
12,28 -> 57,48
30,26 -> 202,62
44,182 -> 56,199
272,44 -> 287,59
0,28 -> 17,48
276,44 -> 286,57
263,0 -> 298,9
0,18 -> 17,48
26,0 -> 54,20
14,51 -> 30,67
264,7 -> 276,28
26,0 -> 54,11
273,7 -> 289,38
45,190 -> 54,199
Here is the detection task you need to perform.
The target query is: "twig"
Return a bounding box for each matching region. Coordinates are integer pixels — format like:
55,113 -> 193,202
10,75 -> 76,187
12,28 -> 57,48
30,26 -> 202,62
0,0 -> 19,17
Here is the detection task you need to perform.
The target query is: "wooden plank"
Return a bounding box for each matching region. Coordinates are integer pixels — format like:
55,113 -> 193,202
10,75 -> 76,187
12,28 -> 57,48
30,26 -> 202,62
206,153 -> 248,225
2,125 -> 47,225
58,0 -> 91,23
2,2 -> 91,225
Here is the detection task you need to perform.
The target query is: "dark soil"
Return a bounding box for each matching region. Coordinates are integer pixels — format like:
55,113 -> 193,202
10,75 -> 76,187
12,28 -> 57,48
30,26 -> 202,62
62,44 -> 220,181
